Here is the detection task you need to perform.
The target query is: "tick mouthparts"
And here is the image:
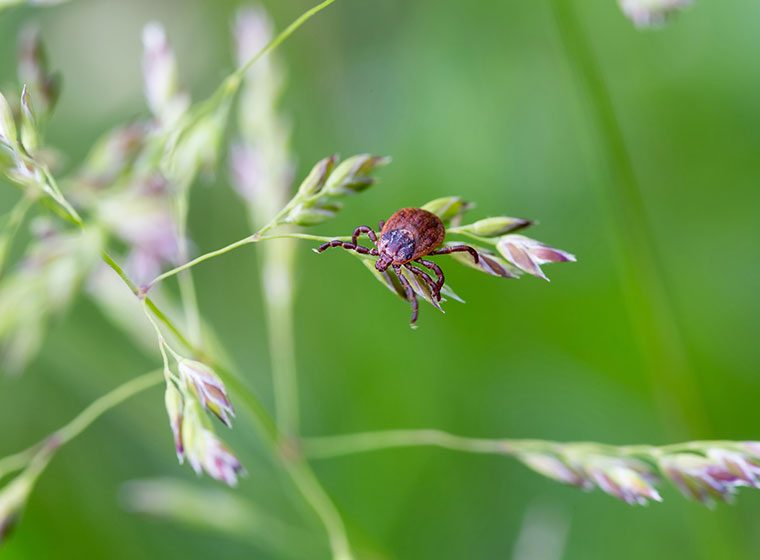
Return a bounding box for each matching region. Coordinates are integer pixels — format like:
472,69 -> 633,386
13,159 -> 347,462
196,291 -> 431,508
375,256 -> 391,272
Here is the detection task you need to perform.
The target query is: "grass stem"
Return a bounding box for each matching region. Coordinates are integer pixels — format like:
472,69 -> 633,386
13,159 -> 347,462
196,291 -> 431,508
0,371 -> 163,481
550,0 -> 708,438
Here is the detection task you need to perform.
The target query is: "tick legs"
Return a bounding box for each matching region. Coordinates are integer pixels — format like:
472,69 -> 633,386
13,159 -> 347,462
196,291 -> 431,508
416,258 -> 444,291
316,240 -> 379,256
351,225 -> 378,246
393,265 -> 419,326
405,264 -> 441,302
430,244 -> 480,264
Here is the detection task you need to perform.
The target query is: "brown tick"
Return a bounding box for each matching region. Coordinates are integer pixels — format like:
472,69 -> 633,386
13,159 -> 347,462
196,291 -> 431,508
317,207 -> 479,325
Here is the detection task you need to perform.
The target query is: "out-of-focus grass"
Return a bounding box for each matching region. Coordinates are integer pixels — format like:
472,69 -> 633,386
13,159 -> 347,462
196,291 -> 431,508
1,0 -> 759,558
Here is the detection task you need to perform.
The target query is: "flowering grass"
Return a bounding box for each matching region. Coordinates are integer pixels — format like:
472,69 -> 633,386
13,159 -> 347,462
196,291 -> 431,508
3,0 -> 756,559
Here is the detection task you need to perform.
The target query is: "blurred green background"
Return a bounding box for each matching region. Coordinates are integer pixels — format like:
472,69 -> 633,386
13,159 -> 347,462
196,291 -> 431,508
2,0 -> 760,558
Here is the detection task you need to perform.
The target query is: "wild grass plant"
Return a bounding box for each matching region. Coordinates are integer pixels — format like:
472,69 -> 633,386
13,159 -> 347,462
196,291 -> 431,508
0,0 -> 756,558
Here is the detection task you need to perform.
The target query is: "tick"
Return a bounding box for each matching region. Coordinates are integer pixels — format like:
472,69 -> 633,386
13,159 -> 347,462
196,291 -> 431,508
316,207 -> 479,325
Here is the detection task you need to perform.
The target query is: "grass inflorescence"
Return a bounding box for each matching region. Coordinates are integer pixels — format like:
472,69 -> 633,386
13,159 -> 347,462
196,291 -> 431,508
0,0 -> 749,558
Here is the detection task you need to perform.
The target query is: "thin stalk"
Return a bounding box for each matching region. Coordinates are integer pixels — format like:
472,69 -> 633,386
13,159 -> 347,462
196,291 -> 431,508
147,234 -> 257,288
260,239 -> 300,436
253,218 -> 348,550
0,194 -> 35,277
101,249 -> 196,351
304,430 -> 516,458
282,459 -> 352,560
145,232 -> 351,289
130,0 -> 337,338
178,251 -> 202,343
176,248 -> 202,343
0,371 -> 163,479
113,246 -> 355,559
215,365 -> 353,559
3,0 -> 352,554
168,0 -> 337,151
144,298 -> 196,354
40,166 -> 82,225
0,446 -> 38,481
24,139 -> 357,560
142,301 -> 182,379
175,194 -> 202,346
234,0 -> 337,80
302,429 -> 748,461
104,235 -> 354,559
444,228 -> 497,246
52,371 -> 163,445
33,165 -> 199,357
262,232 -> 350,244
550,0 -> 708,438
101,249 -> 140,293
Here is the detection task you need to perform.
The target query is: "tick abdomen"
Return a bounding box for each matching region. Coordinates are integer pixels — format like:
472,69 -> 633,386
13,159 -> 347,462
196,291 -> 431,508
379,208 -> 445,264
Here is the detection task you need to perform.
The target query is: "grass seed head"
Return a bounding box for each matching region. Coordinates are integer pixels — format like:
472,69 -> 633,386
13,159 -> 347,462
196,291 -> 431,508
496,235 -> 576,281
179,359 -> 235,428
619,0 -> 693,28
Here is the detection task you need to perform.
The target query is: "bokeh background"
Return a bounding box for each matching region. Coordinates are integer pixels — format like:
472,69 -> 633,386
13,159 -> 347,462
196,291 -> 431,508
1,0 -> 760,558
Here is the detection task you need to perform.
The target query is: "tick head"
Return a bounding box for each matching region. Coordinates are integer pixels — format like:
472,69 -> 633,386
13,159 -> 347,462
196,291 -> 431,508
377,229 -> 415,266
375,254 -> 391,272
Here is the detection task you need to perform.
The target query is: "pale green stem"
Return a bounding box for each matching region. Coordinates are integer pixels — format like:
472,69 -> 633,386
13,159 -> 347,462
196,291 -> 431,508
444,228 -> 497,246
218,360 -> 353,559
146,234 -> 258,288
0,447 -> 37,481
176,193 -> 202,346
545,10 -> 743,548
27,161 -> 198,356
141,0 -> 338,312
0,371 -> 162,480
251,226 -> 354,555
0,0 -> 70,13
259,239 -> 300,436
4,0 -> 352,553
177,262 -> 201,344
264,232 -> 351,244
142,301 -> 183,379
0,193 -> 35,277
304,430 -> 516,458
40,166 -> 82,226
550,0 -> 707,438
145,232 -> 351,289
234,0 -> 337,80
129,0 -> 339,344
51,371 -> 163,445
282,459 -> 352,560
167,0 -> 337,151
302,430 -> 748,462
139,238 -> 354,560
22,139 -> 359,560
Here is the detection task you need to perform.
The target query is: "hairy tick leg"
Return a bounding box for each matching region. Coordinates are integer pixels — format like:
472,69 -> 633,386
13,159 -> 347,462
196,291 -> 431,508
430,245 -> 479,264
351,225 -> 378,246
317,240 -> 373,255
416,258 -> 445,291
406,263 -> 441,302
393,265 -> 419,326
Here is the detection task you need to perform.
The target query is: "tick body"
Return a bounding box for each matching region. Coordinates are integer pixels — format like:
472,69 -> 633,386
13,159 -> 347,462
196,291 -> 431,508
376,208 -> 445,270
316,207 -> 479,326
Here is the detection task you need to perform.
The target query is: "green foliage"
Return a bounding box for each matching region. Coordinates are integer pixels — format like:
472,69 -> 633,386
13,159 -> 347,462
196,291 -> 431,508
1,1 -> 759,559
